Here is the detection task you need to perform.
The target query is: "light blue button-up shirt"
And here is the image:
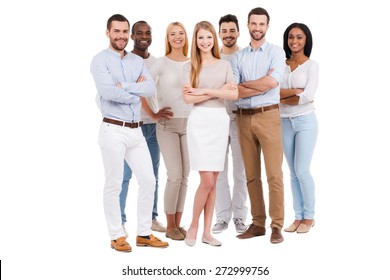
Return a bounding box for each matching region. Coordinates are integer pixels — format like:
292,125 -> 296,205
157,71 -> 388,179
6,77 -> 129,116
231,42 -> 285,109
90,48 -> 156,122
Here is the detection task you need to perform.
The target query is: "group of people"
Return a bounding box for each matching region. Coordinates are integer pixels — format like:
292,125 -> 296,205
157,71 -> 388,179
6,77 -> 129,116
90,6 -> 319,252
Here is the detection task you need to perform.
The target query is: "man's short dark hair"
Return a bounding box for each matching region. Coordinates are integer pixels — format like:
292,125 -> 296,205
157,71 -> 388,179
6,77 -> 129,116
218,14 -> 239,32
107,14 -> 129,30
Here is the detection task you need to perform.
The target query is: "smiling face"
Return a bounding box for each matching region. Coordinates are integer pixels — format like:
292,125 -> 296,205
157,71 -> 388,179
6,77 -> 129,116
288,27 -> 306,54
196,28 -> 214,53
167,25 -> 186,50
247,14 -> 268,43
219,21 -> 239,48
107,20 -> 129,52
131,22 -> 152,52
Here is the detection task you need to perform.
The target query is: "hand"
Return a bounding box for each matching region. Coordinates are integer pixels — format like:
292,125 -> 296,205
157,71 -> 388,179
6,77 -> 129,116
115,83 -> 123,88
154,107 -> 174,120
222,83 -> 237,90
183,86 -> 206,96
136,75 -> 146,83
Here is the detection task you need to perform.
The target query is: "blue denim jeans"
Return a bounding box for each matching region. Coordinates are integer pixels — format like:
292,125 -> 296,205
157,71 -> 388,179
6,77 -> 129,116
119,123 -> 160,224
282,112 -> 318,220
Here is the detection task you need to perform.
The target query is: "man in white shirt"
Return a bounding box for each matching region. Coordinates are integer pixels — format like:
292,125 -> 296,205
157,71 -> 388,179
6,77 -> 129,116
120,21 -> 173,236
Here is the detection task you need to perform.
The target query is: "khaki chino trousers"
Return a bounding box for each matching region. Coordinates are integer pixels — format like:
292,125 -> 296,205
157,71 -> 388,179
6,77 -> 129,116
236,108 -> 284,229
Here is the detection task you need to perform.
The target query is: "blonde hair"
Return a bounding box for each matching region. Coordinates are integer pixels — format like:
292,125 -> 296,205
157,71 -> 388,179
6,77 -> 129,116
190,21 -> 220,88
165,22 -> 189,56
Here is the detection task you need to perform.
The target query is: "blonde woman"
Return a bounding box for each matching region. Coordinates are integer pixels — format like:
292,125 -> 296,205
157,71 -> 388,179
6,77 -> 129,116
149,22 -> 192,241
182,21 -> 238,246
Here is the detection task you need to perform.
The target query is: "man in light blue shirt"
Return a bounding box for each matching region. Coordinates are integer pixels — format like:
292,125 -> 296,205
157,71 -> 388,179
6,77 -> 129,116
230,7 -> 285,244
90,14 -> 169,252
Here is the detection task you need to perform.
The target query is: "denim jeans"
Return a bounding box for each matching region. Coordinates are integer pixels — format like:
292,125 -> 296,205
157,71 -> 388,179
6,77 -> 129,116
282,112 -> 318,220
119,123 -> 160,224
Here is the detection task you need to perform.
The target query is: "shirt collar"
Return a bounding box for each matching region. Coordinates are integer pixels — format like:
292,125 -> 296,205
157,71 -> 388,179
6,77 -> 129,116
106,47 -> 128,58
248,41 -> 269,52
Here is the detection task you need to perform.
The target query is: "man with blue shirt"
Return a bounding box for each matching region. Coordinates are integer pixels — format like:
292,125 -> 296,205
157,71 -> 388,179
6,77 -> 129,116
231,7 -> 285,244
90,14 -> 169,252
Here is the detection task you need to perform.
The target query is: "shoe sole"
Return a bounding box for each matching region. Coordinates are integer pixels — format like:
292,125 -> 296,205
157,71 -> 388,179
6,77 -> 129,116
235,225 -> 247,233
111,245 -> 132,252
165,236 -> 185,241
202,240 -> 222,246
151,228 -> 166,232
136,243 -> 169,248
236,233 -> 265,239
212,228 -> 228,234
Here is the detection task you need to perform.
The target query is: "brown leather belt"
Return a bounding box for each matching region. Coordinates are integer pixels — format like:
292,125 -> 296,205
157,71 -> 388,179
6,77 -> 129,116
232,104 -> 279,115
103,117 -> 143,128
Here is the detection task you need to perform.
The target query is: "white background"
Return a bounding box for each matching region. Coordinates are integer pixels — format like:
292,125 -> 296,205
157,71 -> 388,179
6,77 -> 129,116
1,0 -> 389,279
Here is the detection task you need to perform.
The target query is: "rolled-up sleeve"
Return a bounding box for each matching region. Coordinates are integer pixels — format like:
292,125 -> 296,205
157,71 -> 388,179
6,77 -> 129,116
297,61 -> 319,104
269,47 -> 286,86
90,55 -> 137,104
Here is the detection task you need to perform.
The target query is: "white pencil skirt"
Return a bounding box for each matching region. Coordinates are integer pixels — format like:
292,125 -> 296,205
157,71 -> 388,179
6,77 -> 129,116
187,106 -> 229,171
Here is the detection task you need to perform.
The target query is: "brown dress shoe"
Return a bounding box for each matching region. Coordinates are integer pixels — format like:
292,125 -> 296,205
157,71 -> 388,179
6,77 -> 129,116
136,234 -> 169,248
270,227 -> 284,244
111,236 -> 132,252
236,224 -> 266,239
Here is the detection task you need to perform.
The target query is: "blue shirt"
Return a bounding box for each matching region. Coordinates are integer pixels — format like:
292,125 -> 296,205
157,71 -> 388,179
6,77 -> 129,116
90,48 -> 156,122
231,42 -> 285,108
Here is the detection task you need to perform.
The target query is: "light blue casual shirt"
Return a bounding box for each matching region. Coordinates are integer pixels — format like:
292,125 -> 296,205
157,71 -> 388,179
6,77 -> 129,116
90,48 -> 156,122
231,41 -> 285,109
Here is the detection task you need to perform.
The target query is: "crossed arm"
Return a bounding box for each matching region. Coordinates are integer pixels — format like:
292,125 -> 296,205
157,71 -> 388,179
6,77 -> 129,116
117,75 -> 173,120
182,83 -> 238,104
237,69 -> 277,98
280,88 -> 303,105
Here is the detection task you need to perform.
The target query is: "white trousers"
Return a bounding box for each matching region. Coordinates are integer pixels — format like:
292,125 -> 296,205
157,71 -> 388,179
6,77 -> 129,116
215,119 -> 248,222
98,122 -> 154,239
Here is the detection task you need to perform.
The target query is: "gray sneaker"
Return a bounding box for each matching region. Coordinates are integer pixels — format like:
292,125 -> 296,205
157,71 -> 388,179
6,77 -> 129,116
233,218 -> 247,233
151,219 -> 167,232
212,220 -> 228,234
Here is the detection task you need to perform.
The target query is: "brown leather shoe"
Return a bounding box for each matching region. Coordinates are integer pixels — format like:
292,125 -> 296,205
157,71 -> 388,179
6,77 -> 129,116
270,227 -> 284,244
166,228 -> 185,240
178,226 -> 187,237
236,224 -> 266,239
111,236 -> 132,252
136,234 -> 169,248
